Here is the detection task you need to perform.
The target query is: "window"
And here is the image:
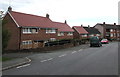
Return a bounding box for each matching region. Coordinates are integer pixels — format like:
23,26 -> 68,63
58,32 -> 64,36
46,29 -> 56,33
23,28 -> 38,34
96,34 -> 100,36
90,34 -> 94,37
81,34 -> 87,37
110,29 -> 113,32
50,38 -> 56,41
110,33 -> 113,37
22,40 -> 32,45
23,28 -> 32,33
114,33 -> 116,37
32,28 -> 38,33
67,32 -> 73,36
117,33 -> 119,37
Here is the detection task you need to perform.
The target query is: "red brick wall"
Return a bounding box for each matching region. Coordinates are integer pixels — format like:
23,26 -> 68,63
3,13 -> 20,50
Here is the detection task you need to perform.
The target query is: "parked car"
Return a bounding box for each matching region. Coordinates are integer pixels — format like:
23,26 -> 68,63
90,36 -> 102,47
101,39 -> 109,44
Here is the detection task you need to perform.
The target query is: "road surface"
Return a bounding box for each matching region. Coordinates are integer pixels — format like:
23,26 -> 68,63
3,42 -> 119,75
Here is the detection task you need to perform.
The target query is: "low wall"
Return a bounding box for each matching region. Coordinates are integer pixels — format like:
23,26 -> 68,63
3,43 -> 74,53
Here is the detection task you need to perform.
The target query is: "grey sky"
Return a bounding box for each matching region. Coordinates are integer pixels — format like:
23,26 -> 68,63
0,0 -> 119,27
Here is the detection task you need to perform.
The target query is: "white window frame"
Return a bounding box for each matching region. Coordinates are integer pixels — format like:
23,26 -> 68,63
58,32 -> 64,36
46,29 -> 56,34
110,33 -> 113,37
50,38 -> 56,41
23,28 -> 38,34
110,29 -> 113,32
90,34 -> 94,37
81,34 -> 87,37
96,34 -> 100,36
67,32 -> 73,36
22,40 -> 32,45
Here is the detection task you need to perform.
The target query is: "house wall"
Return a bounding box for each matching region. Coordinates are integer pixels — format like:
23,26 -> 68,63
20,28 -> 58,49
3,13 -> 20,50
94,24 -> 104,38
72,28 -> 80,39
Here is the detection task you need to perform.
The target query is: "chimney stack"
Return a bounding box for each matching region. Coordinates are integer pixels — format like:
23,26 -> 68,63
81,24 -> 83,27
114,23 -> 116,26
8,6 -> 12,11
64,20 -> 67,24
103,22 -> 105,24
88,25 -> 90,28
46,14 -> 49,18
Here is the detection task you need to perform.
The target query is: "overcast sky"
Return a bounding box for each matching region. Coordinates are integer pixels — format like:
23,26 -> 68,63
0,0 -> 119,27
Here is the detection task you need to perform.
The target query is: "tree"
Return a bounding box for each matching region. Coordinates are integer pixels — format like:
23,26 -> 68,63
2,20 -> 10,50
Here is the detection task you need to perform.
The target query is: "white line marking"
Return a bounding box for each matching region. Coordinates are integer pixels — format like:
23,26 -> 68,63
71,51 -> 77,54
47,58 -> 53,61
59,54 -> 67,57
16,64 -> 30,69
41,60 -> 47,62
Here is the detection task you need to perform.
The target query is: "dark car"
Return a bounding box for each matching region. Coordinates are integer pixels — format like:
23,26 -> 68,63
101,39 -> 109,44
90,36 -> 102,47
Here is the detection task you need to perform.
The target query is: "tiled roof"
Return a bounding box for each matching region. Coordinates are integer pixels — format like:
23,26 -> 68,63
8,11 -> 56,28
83,27 -> 101,34
53,22 -> 74,32
73,26 -> 88,34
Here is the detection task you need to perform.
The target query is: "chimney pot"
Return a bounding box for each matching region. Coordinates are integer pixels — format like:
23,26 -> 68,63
8,6 -> 12,11
103,22 -> 105,24
114,23 -> 116,25
64,20 -> 67,24
46,14 -> 49,18
88,25 -> 90,28
81,24 -> 83,27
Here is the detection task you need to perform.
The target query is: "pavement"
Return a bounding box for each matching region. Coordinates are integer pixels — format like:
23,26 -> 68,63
1,43 -> 89,71
2,57 -> 31,71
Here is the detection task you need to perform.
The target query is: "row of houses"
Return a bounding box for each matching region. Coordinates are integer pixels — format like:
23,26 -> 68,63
2,7 -> 120,50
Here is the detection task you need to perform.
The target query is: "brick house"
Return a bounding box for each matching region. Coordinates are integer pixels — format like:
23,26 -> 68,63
53,21 -> 74,40
83,25 -> 101,38
72,26 -> 88,40
3,7 -> 73,50
94,22 -> 120,41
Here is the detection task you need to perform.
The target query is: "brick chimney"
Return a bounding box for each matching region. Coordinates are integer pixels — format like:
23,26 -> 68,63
64,20 -> 67,24
46,14 -> 49,18
88,25 -> 90,28
81,24 -> 83,27
114,23 -> 116,26
8,6 -> 12,11
103,22 -> 105,24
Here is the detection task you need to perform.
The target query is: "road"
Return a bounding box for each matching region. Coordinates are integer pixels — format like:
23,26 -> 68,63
3,42 -> 119,75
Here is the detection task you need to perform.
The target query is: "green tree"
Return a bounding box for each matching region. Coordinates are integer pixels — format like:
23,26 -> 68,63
2,20 -> 10,50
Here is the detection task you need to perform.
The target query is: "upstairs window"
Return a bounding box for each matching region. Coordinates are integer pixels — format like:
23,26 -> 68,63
96,34 -> 100,36
110,29 -> 113,32
58,32 -> 64,36
81,34 -> 87,37
46,29 -> 56,34
67,32 -> 73,36
22,28 -> 38,34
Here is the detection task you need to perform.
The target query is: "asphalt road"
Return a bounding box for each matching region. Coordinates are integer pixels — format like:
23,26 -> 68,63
3,42 -> 119,75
